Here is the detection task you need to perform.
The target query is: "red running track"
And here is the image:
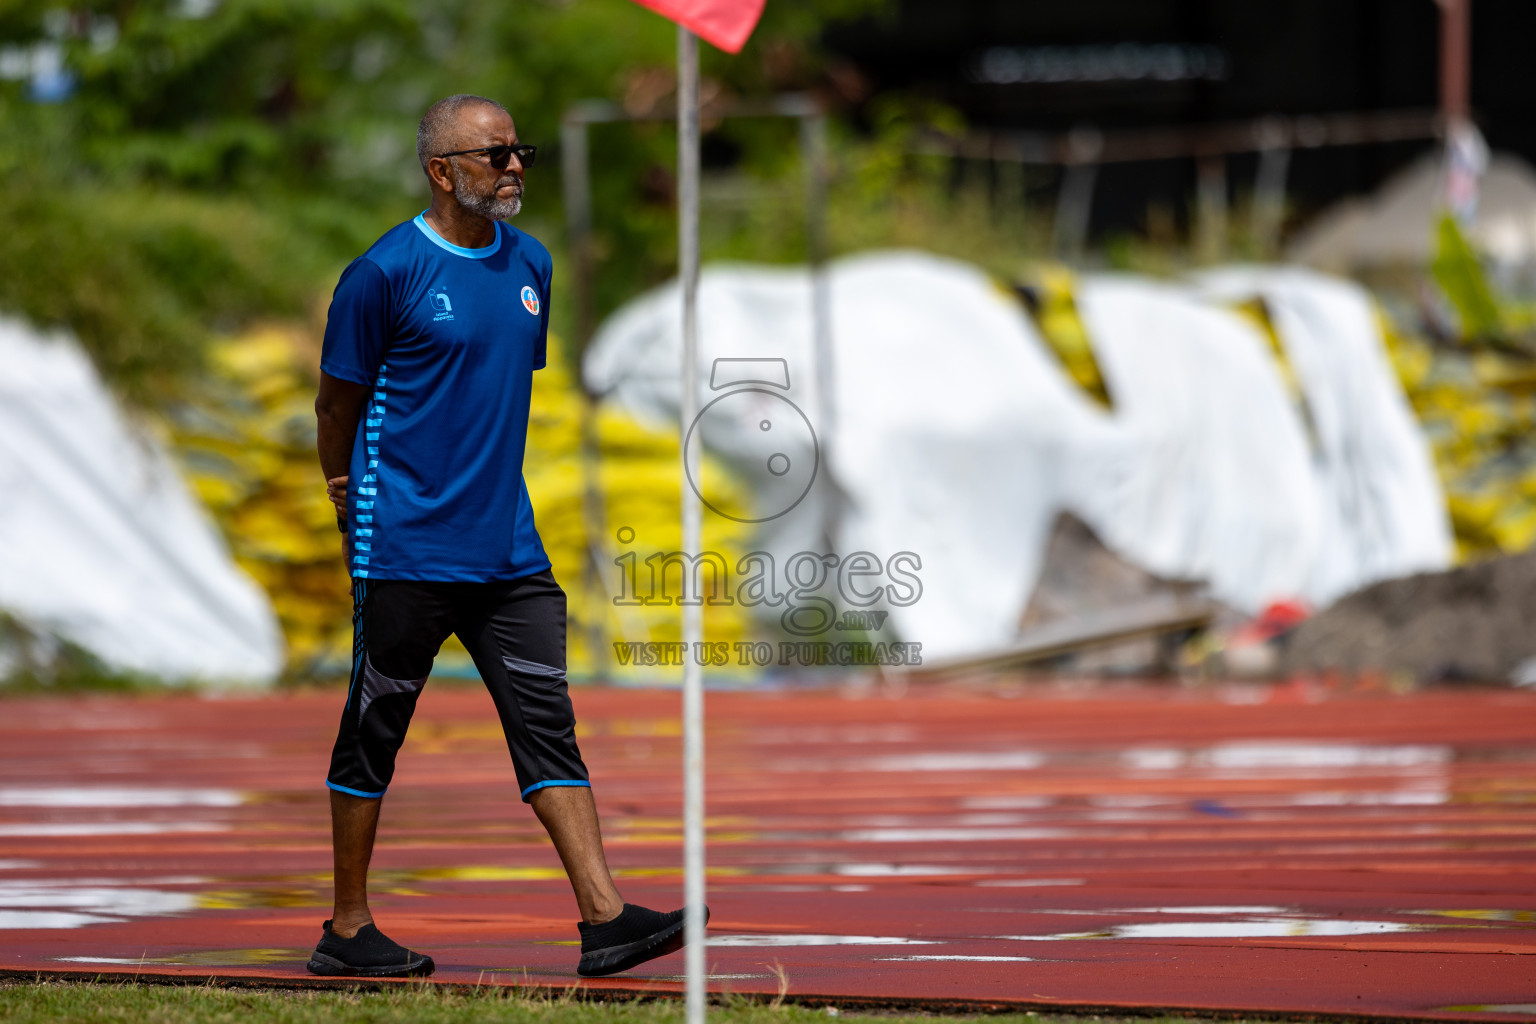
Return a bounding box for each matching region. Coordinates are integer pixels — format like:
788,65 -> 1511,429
1,679 -> 1534,1020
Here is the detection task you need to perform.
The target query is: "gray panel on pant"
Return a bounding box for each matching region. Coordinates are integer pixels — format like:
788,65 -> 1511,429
359,654 -> 428,722
502,654 -> 565,680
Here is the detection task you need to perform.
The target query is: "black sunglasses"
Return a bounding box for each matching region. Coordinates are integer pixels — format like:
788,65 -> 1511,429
435,143 -> 537,170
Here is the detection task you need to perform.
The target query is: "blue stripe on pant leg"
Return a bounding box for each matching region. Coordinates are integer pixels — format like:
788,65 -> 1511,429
520,779 -> 592,800
328,578 -> 372,793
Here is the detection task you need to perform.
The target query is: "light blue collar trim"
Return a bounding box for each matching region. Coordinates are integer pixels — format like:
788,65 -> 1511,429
413,212 -> 502,259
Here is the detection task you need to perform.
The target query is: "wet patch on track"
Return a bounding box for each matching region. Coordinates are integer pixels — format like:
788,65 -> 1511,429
1,682 -> 1534,1019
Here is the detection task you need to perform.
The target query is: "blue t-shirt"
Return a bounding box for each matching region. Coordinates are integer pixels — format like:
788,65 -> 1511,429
320,213 -> 552,582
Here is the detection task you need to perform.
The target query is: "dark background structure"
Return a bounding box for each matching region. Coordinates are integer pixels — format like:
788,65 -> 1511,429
823,0 -> 1534,238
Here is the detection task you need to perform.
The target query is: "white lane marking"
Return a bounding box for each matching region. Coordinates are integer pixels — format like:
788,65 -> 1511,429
0,911 -> 126,929
862,751 -> 1047,772
0,787 -> 243,808
0,822 -> 229,838
707,933 -> 939,947
841,828 -> 1070,843
876,955 -> 1038,962
833,863 -> 983,877
998,917 -> 1425,940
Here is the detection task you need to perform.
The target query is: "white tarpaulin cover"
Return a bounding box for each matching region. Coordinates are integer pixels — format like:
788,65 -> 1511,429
584,253 -> 1451,662
1196,266 -> 1452,602
0,318 -> 283,684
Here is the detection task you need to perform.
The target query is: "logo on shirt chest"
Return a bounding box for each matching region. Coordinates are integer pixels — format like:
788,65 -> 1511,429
521,286 -> 540,316
427,286 -> 454,322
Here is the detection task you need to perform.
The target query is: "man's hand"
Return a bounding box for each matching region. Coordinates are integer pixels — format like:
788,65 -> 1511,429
327,476 -> 349,532
327,476 -> 349,516
316,372 -> 372,535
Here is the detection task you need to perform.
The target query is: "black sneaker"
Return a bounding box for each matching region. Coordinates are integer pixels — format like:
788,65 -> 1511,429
306,919 -> 435,978
576,903 -> 708,977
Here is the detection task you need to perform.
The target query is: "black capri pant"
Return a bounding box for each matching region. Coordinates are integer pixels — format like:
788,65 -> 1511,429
325,569 -> 588,802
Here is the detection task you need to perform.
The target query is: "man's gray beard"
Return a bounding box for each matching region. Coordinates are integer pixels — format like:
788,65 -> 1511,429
454,168 -> 522,220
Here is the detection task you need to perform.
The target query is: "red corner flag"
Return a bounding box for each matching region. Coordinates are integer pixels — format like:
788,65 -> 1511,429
628,0 -> 766,53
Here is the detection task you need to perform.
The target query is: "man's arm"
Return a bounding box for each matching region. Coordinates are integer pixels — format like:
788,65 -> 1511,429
316,372 -> 373,524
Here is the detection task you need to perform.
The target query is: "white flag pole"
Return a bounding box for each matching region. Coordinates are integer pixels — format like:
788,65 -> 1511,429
676,23 -> 707,1024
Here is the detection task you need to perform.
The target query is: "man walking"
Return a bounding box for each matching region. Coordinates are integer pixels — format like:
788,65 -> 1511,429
308,94 -> 701,979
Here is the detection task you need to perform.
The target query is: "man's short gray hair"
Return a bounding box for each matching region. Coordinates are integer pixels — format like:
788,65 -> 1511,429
416,94 -> 509,175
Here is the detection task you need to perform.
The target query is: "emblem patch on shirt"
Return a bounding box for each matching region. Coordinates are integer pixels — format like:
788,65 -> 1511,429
521,285 -> 540,316
428,286 -> 454,322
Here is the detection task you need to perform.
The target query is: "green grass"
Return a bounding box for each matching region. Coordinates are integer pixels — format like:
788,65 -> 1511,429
0,981 -> 1282,1024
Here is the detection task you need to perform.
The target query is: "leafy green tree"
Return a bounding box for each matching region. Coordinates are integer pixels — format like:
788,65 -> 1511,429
0,0 -> 886,400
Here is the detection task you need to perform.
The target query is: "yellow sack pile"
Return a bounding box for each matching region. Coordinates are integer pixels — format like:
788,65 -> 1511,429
171,326 -> 353,673
524,333 -> 756,682
173,325 -> 754,681
1403,215 -> 1536,560
1379,323 -> 1536,561
1023,267 -> 1113,410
